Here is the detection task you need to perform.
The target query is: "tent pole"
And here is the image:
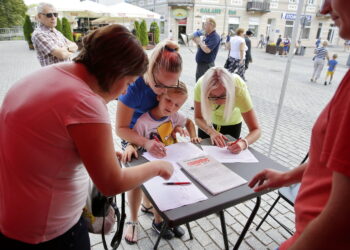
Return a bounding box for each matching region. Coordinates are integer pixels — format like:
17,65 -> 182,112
268,0 -> 305,157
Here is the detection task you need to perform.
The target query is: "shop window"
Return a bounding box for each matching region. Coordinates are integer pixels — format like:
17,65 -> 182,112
248,25 -> 258,38
301,19 -> 311,39
284,20 -> 294,38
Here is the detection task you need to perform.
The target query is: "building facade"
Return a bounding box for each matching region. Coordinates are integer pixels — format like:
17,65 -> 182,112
126,0 -> 341,47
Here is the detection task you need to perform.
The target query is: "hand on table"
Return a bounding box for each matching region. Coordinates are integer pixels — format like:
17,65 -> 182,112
144,139 -> 167,158
121,144 -> 138,163
209,131 -> 228,147
248,169 -> 286,192
190,136 -> 202,144
172,126 -> 189,138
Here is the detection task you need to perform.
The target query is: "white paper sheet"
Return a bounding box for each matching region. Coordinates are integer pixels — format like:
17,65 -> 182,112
143,164 -> 208,211
201,145 -> 259,163
143,142 -> 205,164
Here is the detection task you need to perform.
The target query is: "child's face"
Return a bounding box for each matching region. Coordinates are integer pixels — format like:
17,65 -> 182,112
157,92 -> 187,117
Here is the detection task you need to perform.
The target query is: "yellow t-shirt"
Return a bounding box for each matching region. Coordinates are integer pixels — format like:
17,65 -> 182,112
194,74 -> 253,126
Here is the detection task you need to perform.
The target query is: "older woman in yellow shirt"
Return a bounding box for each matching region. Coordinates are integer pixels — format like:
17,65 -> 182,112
194,66 -> 261,153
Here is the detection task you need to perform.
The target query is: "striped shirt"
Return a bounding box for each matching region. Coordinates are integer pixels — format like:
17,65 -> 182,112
31,23 -> 70,66
314,47 -> 328,60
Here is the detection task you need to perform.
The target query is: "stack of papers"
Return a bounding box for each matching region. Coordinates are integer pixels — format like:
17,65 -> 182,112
201,145 -> 259,163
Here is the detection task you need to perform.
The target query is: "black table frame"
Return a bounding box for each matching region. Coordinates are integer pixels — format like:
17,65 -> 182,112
126,138 -> 286,249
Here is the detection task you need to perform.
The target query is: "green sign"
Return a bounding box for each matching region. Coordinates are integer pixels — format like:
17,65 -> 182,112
200,8 -> 221,14
228,10 -> 237,15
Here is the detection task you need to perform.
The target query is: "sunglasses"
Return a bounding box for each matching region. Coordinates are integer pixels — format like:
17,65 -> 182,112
152,72 -> 180,89
208,95 -> 226,101
40,12 -> 58,18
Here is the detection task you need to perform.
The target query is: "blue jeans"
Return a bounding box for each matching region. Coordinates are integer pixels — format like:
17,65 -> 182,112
0,216 -> 90,250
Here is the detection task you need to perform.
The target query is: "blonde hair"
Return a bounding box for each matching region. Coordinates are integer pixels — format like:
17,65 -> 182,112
200,67 -> 236,124
144,40 -> 182,84
206,18 -> 216,28
167,81 -> 188,97
236,28 -> 245,36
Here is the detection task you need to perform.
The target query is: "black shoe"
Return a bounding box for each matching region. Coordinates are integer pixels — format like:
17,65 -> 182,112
152,220 -> 174,240
324,81 -> 327,85
172,226 -> 185,238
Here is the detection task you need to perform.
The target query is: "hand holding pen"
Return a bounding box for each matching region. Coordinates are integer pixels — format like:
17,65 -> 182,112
227,138 -> 245,154
144,136 -> 167,158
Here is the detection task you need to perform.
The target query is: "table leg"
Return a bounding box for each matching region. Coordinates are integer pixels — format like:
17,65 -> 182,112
186,223 -> 193,240
219,210 -> 229,250
153,221 -> 168,250
233,196 -> 261,250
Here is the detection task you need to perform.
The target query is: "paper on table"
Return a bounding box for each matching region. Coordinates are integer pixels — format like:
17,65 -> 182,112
143,142 -> 205,163
143,163 -> 208,211
201,145 -> 259,163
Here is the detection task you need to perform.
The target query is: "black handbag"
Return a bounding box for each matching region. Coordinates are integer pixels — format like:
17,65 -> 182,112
90,186 -> 126,250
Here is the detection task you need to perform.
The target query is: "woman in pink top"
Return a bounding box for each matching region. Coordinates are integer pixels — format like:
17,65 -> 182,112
0,24 -> 173,249
249,0 -> 350,249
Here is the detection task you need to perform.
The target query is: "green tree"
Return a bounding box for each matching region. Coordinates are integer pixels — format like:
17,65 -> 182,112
23,15 -> 33,47
56,18 -> 62,33
133,21 -> 140,42
0,0 -> 27,28
139,20 -> 148,47
150,21 -> 160,44
62,17 -> 73,41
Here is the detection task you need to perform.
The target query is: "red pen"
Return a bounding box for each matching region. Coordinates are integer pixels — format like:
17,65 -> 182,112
153,135 -> 166,153
228,138 -> 241,146
163,182 -> 191,185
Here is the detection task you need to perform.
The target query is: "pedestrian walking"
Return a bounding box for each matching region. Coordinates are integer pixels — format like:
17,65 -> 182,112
311,41 -> 329,83
324,54 -> 338,85
225,28 -> 248,80
276,35 -> 282,56
282,37 -> 290,57
257,34 -> 265,48
31,2 -> 78,67
244,30 -> 253,75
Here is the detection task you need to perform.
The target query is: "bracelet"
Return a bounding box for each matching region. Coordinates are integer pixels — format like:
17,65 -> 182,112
242,138 -> 249,150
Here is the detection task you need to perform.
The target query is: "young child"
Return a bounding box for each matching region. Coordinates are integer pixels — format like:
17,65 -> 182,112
324,54 -> 338,85
123,82 -> 201,244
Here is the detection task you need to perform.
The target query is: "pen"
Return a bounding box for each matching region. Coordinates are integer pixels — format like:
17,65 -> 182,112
163,182 -> 191,185
228,138 -> 241,146
153,135 -> 166,154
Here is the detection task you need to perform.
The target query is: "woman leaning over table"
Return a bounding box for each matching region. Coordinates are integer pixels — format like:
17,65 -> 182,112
0,24 -> 173,250
194,66 -> 261,154
116,40 -> 185,243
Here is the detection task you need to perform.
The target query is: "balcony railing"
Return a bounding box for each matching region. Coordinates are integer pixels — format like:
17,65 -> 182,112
247,0 -> 270,13
167,0 -> 194,6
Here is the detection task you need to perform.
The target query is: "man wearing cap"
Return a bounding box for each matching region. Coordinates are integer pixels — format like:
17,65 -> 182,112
32,2 -> 77,67
193,18 -> 221,81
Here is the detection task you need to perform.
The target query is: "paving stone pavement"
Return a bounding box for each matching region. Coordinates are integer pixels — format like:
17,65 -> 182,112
1,40 -> 349,249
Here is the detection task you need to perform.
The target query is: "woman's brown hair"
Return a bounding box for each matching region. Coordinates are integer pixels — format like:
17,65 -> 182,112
74,24 -> 148,92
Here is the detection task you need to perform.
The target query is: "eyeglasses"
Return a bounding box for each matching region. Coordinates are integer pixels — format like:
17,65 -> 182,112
40,12 -> 58,18
208,95 -> 226,101
152,72 -> 180,89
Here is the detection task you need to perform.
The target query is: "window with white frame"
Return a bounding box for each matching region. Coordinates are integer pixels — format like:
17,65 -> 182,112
270,2 -> 278,8
301,19 -> 311,39
284,20 -> 294,38
307,0 -> 316,5
231,0 -> 242,6
202,0 -> 219,3
289,0 -> 297,3
248,17 -> 260,38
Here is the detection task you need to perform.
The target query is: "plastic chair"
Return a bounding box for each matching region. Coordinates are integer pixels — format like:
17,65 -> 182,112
256,153 -> 308,235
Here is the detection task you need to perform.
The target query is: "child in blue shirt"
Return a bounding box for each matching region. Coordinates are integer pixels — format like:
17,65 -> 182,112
324,54 -> 338,85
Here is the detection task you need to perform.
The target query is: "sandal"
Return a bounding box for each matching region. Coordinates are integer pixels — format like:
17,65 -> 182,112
124,221 -> 138,245
141,203 -> 154,215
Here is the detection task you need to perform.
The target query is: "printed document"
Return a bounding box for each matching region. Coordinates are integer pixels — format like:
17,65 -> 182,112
201,145 -> 259,163
143,163 -> 208,211
178,155 -> 247,195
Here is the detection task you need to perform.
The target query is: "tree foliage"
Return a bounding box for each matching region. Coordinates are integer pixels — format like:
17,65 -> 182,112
23,15 -> 33,44
139,20 -> 148,46
56,18 -> 62,33
0,0 -> 27,28
62,17 -> 73,41
150,21 -> 160,44
133,21 -> 140,42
